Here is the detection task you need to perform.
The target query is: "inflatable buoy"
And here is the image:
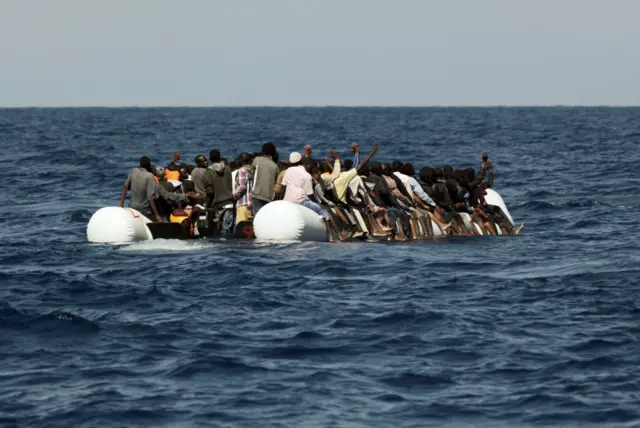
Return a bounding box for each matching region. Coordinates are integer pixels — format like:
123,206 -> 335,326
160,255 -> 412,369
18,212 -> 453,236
253,200 -> 328,242
87,207 -> 153,244
484,189 -> 514,226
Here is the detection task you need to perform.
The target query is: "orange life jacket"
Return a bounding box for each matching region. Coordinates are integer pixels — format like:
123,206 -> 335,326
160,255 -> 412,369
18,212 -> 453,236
170,214 -> 193,236
165,169 -> 180,181
170,214 -> 188,223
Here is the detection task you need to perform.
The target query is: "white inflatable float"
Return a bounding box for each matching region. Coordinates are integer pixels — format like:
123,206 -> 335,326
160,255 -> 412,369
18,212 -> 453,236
87,207 -> 153,244
253,200 -> 329,242
87,190 -> 516,244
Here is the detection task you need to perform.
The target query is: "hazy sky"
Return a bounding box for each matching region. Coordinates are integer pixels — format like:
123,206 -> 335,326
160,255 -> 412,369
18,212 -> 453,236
1,0 -> 638,106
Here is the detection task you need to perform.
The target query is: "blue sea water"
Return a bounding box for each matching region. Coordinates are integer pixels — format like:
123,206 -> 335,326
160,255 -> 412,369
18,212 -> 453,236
1,107 -> 640,428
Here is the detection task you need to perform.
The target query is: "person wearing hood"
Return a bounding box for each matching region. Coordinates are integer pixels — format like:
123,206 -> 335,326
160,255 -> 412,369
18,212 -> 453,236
204,149 -> 234,237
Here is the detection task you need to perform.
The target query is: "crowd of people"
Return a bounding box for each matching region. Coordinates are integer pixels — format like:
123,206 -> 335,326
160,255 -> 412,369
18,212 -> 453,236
120,142 -> 524,241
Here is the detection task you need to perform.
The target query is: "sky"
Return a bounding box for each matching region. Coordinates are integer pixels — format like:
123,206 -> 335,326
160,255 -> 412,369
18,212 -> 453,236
0,0 -> 638,106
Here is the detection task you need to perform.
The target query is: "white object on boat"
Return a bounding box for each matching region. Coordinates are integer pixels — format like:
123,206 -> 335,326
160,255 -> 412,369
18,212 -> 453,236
253,200 -> 328,242
87,207 -> 153,244
485,188 -> 514,226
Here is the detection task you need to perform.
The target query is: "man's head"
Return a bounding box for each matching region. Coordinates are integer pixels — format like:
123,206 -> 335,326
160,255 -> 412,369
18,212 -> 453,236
402,163 -> 415,177
370,162 -> 383,176
195,155 -> 208,168
420,166 -> 434,183
209,149 -> 221,163
304,160 -> 320,174
262,142 -> 277,158
311,166 -> 322,181
391,160 -> 403,172
433,168 -> 443,180
179,167 -> 189,181
443,165 -> 454,180
343,159 -> 354,170
465,168 -> 475,183
239,152 -> 252,166
139,156 -> 153,173
289,152 -> 302,166
359,165 -> 370,177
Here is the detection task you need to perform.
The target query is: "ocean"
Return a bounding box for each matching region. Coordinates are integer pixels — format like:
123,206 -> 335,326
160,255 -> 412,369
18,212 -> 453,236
1,107 -> 639,427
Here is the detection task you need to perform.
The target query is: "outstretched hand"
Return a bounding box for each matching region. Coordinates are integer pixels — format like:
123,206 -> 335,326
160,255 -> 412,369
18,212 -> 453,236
350,143 -> 359,153
304,145 -> 312,155
329,149 -> 339,160
172,150 -> 182,162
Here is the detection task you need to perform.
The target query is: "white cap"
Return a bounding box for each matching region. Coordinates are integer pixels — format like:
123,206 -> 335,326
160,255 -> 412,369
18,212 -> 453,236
289,152 -> 302,163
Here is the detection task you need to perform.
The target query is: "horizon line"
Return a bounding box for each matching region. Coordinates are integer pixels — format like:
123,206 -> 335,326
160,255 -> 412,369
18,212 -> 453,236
1,104 -> 639,109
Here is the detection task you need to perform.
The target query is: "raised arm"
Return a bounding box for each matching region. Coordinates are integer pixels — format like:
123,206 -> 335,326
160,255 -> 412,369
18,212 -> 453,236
356,143 -> 379,172
327,149 -> 341,181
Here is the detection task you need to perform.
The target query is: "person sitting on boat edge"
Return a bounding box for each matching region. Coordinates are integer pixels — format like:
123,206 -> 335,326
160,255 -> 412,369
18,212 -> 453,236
282,151 -> 347,242
119,155 -> 163,223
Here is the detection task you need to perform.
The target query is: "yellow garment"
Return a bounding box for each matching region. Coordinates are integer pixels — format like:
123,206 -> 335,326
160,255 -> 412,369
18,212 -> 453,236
321,160 -> 341,186
236,205 -> 253,223
332,168 -> 359,203
170,214 -> 188,223
165,169 -> 180,181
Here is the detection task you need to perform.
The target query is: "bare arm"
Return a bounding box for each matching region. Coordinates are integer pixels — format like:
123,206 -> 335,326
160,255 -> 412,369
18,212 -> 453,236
149,199 -> 163,222
119,184 -> 128,208
356,143 -> 379,172
327,149 -> 341,182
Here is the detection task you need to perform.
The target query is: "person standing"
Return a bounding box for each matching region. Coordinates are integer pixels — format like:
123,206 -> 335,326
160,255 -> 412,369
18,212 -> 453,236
233,153 -> 254,224
250,142 -> 279,215
119,156 -> 163,222
204,149 -> 234,237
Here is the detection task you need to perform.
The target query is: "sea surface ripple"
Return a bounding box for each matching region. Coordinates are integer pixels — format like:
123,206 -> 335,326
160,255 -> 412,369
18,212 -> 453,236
1,107 -> 639,427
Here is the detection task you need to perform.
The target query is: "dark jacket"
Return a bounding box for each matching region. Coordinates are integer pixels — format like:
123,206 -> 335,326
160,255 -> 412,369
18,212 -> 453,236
204,162 -> 233,208
432,179 -> 454,211
369,173 -> 398,207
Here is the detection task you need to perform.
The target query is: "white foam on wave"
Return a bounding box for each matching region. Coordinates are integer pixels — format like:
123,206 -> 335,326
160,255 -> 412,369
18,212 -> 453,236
119,238 -> 216,253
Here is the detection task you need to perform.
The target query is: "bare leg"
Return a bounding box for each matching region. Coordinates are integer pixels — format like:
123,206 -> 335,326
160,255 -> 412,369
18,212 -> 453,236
428,212 -> 451,232
511,224 -> 525,235
323,219 -> 338,242
484,221 -> 497,235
